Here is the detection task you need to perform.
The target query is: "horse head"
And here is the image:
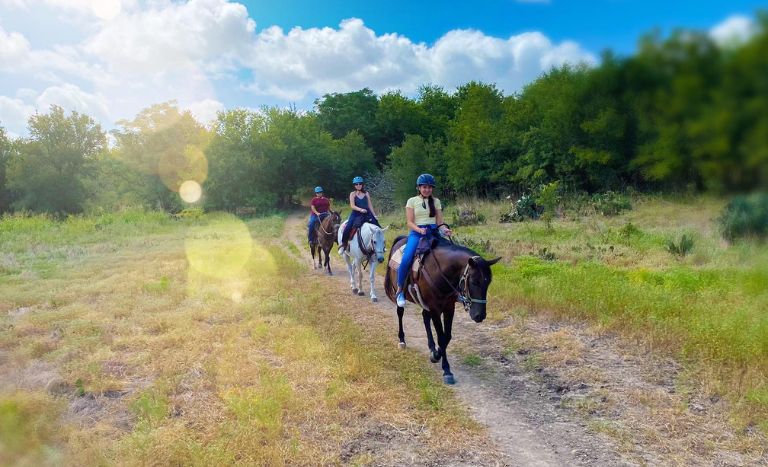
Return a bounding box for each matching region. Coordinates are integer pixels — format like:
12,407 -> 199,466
330,210 -> 342,238
364,223 -> 387,264
462,255 -> 502,323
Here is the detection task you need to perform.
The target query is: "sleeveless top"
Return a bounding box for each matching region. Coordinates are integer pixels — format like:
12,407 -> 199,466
352,193 -> 369,213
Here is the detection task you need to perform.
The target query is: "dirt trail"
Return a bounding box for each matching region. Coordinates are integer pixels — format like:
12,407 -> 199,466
283,215 -> 631,466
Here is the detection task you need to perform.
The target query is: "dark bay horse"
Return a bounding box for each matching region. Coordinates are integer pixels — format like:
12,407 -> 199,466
310,210 -> 342,275
384,235 -> 501,384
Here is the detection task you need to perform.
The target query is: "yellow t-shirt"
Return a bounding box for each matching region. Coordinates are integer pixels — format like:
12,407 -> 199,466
406,196 -> 442,226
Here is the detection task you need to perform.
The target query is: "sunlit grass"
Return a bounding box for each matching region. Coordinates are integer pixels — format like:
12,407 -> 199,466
0,209 -> 490,465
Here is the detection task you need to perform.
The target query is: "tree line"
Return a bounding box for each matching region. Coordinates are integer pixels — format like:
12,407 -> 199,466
0,14 -> 766,215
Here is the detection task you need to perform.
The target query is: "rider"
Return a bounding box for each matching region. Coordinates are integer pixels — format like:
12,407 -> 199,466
308,186 -> 331,244
395,173 -> 452,307
339,176 -> 381,254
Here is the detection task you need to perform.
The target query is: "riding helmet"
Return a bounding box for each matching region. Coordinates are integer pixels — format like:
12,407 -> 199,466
314,186 -> 324,193
352,176 -> 364,184
416,173 -> 436,187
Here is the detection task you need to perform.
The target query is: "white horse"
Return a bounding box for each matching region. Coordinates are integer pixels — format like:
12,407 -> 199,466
338,221 -> 387,302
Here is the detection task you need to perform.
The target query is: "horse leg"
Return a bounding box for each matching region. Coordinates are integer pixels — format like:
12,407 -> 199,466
310,243 -> 317,269
422,310 -> 440,363
344,253 -> 356,294
324,246 -> 333,275
431,312 -> 454,384
355,258 -> 364,296
397,306 -> 406,349
368,260 -> 378,302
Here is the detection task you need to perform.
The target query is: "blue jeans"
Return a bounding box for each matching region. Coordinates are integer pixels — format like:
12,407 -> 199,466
397,224 -> 437,289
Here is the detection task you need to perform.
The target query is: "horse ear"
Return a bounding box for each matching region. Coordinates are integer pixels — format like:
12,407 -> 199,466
486,257 -> 502,266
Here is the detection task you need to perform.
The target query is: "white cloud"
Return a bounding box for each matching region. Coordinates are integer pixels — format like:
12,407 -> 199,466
242,19 -> 596,100
185,98 -> 225,124
709,15 -> 758,46
83,0 -> 255,74
35,83 -> 110,121
0,26 -> 32,68
0,0 -> 129,19
0,95 -> 35,135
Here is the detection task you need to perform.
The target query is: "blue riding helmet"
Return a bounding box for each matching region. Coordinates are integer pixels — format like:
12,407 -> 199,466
416,173 -> 436,187
314,186 -> 324,193
352,176 -> 364,184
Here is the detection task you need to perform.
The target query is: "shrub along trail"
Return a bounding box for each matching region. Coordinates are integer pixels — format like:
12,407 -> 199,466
285,214 -> 767,466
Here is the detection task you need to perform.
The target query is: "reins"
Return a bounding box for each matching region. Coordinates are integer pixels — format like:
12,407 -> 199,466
421,247 -> 487,314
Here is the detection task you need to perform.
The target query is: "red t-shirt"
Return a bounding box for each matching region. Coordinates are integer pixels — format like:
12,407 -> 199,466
311,196 -> 330,214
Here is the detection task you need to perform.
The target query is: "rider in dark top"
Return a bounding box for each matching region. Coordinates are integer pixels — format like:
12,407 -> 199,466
339,176 -> 381,254
308,186 -> 331,244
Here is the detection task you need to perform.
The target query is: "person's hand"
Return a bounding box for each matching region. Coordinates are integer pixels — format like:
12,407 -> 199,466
440,226 -> 453,236
418,227 -> 427,235
360,209 -> 367,213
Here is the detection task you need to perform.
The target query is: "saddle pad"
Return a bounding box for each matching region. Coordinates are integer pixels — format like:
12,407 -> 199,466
388,244 -> 420,273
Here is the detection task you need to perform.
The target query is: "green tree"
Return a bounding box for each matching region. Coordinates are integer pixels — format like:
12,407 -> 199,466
315,88 -> 382,163
7,106 -> 105,213
0,126 -> 13,212
112,102 -> 210,211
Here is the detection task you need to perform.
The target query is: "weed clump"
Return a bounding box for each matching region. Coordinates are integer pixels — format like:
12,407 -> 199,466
451,205 -> 486,226
591,191 -> 631,216
718,192 -> 768,242
666,234 -> 694,258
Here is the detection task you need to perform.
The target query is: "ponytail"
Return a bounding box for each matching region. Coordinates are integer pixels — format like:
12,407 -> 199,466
428,196 -> 436,218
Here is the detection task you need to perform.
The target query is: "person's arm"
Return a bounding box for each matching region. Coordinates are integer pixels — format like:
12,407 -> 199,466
406,206 -> 426,235
366,192 -> 377,217
310,201 -> 319,216
435,207 -> 452,236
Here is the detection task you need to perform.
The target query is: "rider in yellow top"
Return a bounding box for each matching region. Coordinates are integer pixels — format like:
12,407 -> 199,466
395,173 -> 452,307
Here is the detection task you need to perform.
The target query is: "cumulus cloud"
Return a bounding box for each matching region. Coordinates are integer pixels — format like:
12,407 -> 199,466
83,0 -> 255,74
0,25 -> 32,68
709,15 -> 758,46
185,98 -> 225,124
243,18 -> 596,100
1,0 -> 598,135
0,95 -> 35,136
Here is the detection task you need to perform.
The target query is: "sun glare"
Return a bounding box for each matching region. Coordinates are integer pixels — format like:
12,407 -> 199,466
179,180 -> 202,203
159,145 -> 209,193
185,214 -> 252,280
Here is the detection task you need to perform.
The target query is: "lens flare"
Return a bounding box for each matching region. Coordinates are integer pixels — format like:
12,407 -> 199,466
179,180 -> 202,203
185,213 -> 252,280
159,145 -> 208,192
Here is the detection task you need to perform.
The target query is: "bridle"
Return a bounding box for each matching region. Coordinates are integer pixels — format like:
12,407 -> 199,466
425,252 -> 488,314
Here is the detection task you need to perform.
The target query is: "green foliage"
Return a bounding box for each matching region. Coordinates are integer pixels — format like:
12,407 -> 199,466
537,181 -> 561,229
666,234 -> 695,258
7,106 -> 105,214
591,191 -> 632,216
718,192 -> 768,242
0,126 -> 12,213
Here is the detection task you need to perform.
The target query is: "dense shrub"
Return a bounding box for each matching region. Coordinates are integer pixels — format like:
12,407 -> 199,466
500,194 -> 540,223
451,205 -> 486,226
719,193 -> 768,242
591,191 -> 631,216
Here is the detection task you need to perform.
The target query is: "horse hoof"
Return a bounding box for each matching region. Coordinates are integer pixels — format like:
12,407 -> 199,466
398,342 -> 406,349
443,374 -> 456,385
371,297 -> 378,303
327,271 -> 333,276
351,288 -> 358,294
429,351 -> 441,363
357,291 -> 365,296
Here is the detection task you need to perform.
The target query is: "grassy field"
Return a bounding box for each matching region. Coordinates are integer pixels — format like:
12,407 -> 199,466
0,210 -> 496,465
378,194 -> 768,433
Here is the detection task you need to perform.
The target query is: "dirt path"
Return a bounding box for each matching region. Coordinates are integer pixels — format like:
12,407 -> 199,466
283,215 -> 631,466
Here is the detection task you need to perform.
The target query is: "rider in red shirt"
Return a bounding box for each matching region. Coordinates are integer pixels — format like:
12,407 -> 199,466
308,186 -> 331,243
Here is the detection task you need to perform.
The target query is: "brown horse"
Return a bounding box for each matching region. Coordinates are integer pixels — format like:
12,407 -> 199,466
310,210 -> 342,275
384,234 -> 501,384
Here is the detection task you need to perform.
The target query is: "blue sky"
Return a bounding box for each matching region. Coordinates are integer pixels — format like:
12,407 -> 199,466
241,0 -> 766,54
0,0 -> 764,137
